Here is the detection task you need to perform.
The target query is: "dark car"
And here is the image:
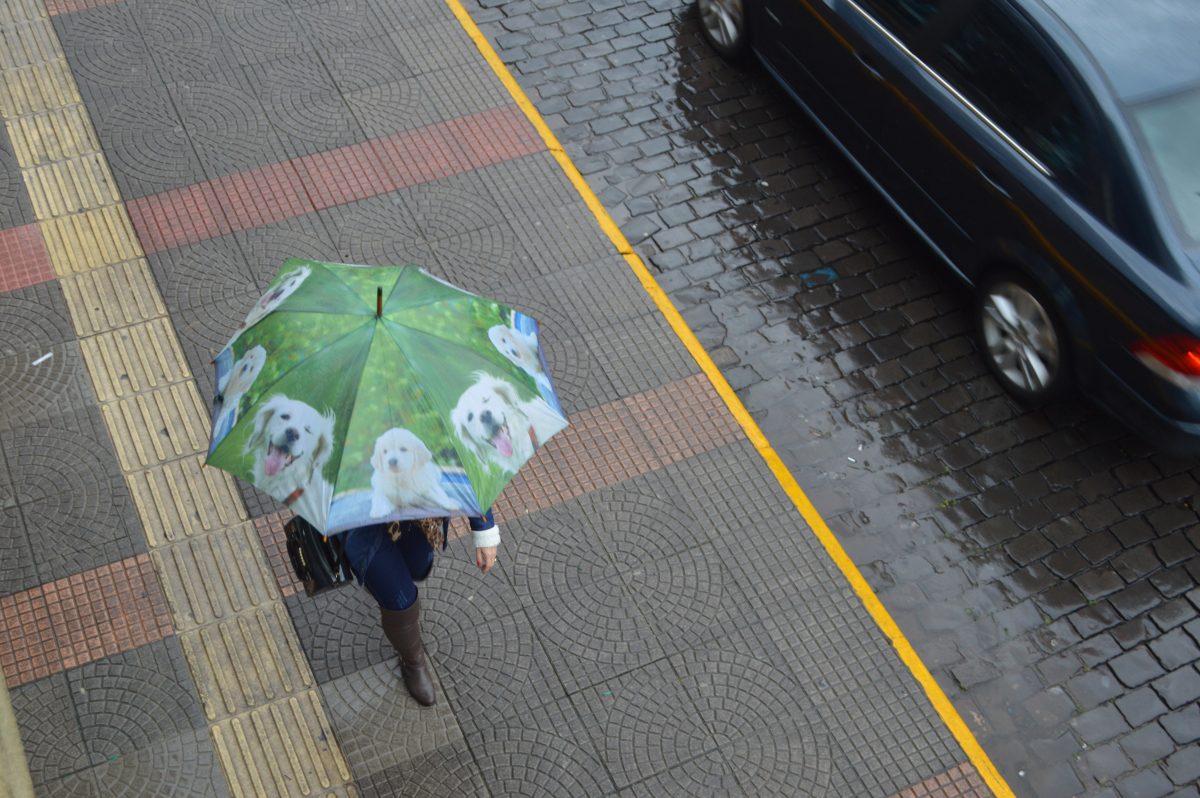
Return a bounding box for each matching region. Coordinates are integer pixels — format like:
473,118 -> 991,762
696,0 -> 1200,453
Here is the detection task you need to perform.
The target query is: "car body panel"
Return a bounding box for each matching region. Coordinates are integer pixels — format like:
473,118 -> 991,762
733,0 -> 1200,451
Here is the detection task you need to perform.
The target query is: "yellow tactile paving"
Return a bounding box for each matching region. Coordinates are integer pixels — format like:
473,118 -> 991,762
58,259 -> 167,337
0,4 -> 354,792
0,0 -> 43,23
0,21 -> 57,69
79,318 -> 192,401
26,154 -> 119,218
38,204 -> 140,274
182,604 -> 315,721
0,59 -> 79,116
7,106 -> 100,167
101,382 -> 210,470
150,522 -> 278,631
125,456 -> 248,546
211,691 -> 352,798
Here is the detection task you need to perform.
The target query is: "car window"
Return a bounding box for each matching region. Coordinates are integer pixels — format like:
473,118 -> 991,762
855,0 -> 940,41
1130,85 -> 1200,245
932,1 -> 1088,192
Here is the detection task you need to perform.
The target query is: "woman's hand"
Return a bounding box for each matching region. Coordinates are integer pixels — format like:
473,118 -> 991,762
475,545 -> 498,575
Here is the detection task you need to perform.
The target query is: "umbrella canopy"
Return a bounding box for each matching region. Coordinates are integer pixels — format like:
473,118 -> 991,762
205,258 -> 568,534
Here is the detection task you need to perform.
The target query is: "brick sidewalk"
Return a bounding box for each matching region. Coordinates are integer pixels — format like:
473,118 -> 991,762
1,0 -> 998,794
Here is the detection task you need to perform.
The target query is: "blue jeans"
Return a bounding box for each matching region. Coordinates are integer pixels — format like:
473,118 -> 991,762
343,523 -> 434,611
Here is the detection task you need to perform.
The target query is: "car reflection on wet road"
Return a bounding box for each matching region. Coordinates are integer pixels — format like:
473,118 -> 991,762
466,1 -> 1200,795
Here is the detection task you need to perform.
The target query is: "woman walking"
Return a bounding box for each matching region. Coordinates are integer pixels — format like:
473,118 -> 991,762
341,510 -> 499,705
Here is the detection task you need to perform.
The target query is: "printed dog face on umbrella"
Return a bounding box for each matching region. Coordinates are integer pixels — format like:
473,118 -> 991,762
241,265 -> 311,329
244,395 -> 335,505
451,372 -> 566,473
369,428 -> 462,517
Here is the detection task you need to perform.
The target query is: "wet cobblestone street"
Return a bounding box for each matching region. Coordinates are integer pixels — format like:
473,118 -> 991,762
464,1 -> 1200,795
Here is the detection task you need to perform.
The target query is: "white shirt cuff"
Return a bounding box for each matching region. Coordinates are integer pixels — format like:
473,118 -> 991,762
472,524 -> 500,548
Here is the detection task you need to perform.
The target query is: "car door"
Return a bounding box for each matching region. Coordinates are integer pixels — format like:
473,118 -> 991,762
753,1 -> 933,199
851,0 -> 1104,282
759,0 -> 975,269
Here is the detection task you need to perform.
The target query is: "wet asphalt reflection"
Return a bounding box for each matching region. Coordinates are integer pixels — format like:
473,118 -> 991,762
466,1 -> 1200,795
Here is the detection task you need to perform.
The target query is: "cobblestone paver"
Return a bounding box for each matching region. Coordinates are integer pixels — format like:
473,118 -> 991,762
459,1 -> 1200,796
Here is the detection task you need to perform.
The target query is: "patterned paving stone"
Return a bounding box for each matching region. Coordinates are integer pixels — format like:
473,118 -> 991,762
68,638 -> 207,762
10,672 -> 92,784
207,0 -> 311,66
399,170 -> 505,243
170,70 -> 288,180
320,659 -> 463,782
231,211 -> 340,288
83,728 -> 229,798
286,582 -> 390,683
0,503 -> 39,596
355,739 -> 490,798
88,87 -> 206,199
0,128 -> 33,229
0,341 -> 97,434
244,54 -> 365,156
320,193 -> 429,269
147,234 -> 259,315
0,406 -> 145,584
465,700 -> 617,797
570,657 -> 714,789
0,281 -> 77,358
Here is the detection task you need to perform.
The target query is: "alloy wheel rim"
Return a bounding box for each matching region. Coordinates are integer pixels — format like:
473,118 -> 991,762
981,282 -> 1060,394
699,0 -> 744,48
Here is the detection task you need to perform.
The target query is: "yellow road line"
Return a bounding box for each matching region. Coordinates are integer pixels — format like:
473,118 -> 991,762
443,1 -> 1014,795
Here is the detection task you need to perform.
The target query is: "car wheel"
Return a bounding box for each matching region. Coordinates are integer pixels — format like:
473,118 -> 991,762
697,0 -> 750,60
977,272 -> 1069,403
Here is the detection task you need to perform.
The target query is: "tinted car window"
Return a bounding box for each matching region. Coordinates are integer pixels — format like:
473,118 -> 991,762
933,1 -> 1088,192
856,0 -> 940,40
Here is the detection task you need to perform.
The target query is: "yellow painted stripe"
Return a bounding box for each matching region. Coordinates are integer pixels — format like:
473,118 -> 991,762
442,2 -> 1014,796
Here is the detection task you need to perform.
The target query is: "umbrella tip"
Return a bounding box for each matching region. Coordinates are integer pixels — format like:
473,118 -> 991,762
376,286 -> 382,317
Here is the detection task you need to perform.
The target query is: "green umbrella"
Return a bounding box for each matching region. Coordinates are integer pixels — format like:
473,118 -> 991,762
205,258 -> 568,534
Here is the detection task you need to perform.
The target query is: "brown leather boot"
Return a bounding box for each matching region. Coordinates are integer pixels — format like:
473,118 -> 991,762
380,598 -> 436,706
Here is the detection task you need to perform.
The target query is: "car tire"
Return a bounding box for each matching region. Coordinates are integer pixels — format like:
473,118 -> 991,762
976,271 -> 1070,404
697,0 -> 751,61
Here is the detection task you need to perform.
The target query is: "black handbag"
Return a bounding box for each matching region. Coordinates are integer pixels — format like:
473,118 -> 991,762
284,516 -> 353,597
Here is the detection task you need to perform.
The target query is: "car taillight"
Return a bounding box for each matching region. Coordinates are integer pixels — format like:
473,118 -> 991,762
1131,335 -> 1200,388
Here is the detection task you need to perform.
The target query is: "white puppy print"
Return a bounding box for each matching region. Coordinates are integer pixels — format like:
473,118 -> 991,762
214,345 -> 266,436
241,265 -> 311,329
245,395 -> 334,508
488,324 -> 552,395
451,372 -> 566,473
369,428 -> 460,517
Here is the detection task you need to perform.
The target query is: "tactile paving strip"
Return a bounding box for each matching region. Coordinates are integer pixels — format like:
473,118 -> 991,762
0,0 -> 353,792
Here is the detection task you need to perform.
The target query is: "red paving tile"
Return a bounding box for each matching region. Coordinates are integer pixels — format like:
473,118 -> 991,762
890,762 -> 990,798
0,555 -> 173,687
0,223 -> 55,294
44,0 -> 120,15
128,106 -> 543,254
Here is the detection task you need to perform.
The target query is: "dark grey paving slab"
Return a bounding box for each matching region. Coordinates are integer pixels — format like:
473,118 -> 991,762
286,582 -> 390,683
10,673 -> 93,785
82,728 -> 229,798
397,170 -> 505,243
86,86 -> 206,199
0,342 -> 97,435
355,739 -> 490,798
320,659 -> 464,783
320,194 -> 428,270
52,1 -> 161,94
243,54 -> 366,156
291,0 -> 383,49
2,405 -> 146,584
474,153 -> 584,218
581,311 -> 700,398
168,68 -> 289,180
67,638 -> 207,764
0,281 -> 78,359
232,212 -> 340,289
207,0 -> 311,66
169,285 -> 261,402
385,20 -> 479,76
147,234 -> 259,315
463,699 -> 617,796
0,503 -> 39,596
0,125 -> 33,230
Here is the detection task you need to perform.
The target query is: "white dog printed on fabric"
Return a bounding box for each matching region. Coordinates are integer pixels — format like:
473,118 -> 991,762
213,345 -> 266,441
244,395 -> 335,519
369,427 -> 461,517
241,264 -> 311,330
487,321 -> 553,399
451,372 -> 566,473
